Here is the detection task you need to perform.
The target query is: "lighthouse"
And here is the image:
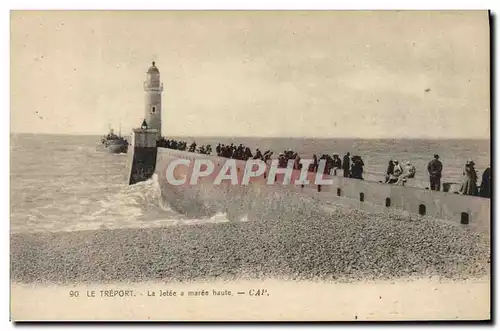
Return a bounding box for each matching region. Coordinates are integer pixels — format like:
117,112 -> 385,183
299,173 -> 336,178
144,61 -> 163,139
128,61 -> 163,185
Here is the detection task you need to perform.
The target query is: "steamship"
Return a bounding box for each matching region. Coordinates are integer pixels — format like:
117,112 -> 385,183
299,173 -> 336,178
101,127 -> 129,154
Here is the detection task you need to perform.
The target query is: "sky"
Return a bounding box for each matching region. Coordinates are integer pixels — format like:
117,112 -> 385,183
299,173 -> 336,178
10,10 -> 490,138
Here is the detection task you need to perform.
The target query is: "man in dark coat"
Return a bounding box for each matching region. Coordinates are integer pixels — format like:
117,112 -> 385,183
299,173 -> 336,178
253,148 -> 263,160
479,166 -> 491,198
350,155 -> 365,180
427,154 -> 443,191
309,154 -> 318,172
332,154 -> 342,169
342,152 -> 351,177
331,154 -> 342,176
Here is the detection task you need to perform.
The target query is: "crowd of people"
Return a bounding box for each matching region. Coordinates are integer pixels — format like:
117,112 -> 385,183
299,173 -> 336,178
159,139 -> 366,179
156,138 -> 212,155
215,143 -> 274,162
274,150 -> 366,180
156,138 -> 188,151
158,138 -> 491,198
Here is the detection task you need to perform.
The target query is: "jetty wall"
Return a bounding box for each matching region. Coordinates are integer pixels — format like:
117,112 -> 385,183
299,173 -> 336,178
127,128 -> 158,185
151,148 -> 491,233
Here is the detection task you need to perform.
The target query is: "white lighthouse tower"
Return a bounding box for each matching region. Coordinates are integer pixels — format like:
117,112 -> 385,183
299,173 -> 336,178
128,61 -> 165,185
144,61 -> 163,139
129,61 -> 163,150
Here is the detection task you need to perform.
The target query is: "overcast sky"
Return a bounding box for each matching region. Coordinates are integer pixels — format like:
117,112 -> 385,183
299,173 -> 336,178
10,10 -> 490,138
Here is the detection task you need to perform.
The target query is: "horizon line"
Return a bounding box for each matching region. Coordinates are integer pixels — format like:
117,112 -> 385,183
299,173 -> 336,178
9,132 -> 491,140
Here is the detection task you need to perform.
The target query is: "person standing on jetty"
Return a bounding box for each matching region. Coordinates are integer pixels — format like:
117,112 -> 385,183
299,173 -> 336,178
342,152 -> 351,177
479,166 -> 491,198
332,154 -> 342,175
459,161 -> 478,196
350,155 -> 365,179
309,154 -> 318,172
427,154 -> 443,191
385,160 -> 395,183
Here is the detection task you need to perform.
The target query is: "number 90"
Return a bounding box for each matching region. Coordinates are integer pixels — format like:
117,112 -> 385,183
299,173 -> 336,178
69,290 -> 79,297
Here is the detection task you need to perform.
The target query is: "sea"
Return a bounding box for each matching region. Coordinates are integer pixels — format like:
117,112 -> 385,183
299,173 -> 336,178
10,134 -> 490,234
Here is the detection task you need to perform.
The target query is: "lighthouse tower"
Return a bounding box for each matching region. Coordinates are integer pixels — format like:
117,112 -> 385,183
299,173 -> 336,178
144,61 -> 163,138
128,61 -> 163,185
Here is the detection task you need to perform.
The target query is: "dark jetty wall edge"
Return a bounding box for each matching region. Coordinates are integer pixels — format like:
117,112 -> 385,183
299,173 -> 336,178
128,147 -> 157,185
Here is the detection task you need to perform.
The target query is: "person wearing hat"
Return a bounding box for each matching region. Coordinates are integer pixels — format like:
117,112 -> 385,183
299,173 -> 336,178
384,160 -> 394,183
393,160 -> 403,176
309,154 -> 319,172
395,161 -> 416,186
405,161 -> 416,179
278,152 -> 287,168
386,160 -> 403,184
427,154 -> 443,191
350,155 -> 365,179
342,152 -> 351,177
460,160 -> 478,196
331,154 -> 342,176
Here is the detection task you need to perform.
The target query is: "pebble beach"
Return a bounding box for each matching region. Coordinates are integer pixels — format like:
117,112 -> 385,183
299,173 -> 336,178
11,186 -> 490,285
